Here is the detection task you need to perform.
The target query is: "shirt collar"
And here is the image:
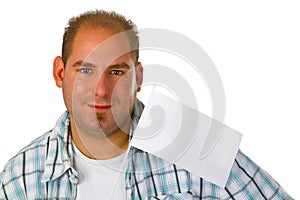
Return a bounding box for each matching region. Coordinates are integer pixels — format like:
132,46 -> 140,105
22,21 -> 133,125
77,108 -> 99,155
41,112 -> 76,183
130,99 -> 144,138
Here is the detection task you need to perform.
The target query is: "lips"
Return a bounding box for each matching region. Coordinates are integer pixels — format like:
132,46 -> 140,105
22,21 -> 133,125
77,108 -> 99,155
88,104 -> 112,111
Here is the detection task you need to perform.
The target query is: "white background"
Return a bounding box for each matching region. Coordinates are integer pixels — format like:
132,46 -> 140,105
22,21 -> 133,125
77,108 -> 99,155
0,0 -> 299,198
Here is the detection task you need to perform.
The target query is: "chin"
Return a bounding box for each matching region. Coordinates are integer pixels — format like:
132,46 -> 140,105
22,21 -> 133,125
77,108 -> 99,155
99,126 -> 122,137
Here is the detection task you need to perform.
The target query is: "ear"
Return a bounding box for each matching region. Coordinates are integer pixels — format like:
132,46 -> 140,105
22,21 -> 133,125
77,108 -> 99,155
53,56 -> 65,88
136,62 -> 143,92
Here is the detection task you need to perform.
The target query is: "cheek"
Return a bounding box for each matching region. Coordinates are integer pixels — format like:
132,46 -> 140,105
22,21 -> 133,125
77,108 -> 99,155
63,76 -> 87,104
112,78 -> 135,100
70,78 -> 95,98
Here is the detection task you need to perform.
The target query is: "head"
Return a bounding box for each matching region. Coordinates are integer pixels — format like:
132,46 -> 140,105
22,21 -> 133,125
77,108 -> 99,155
53,10 -> 143,138
62,10 -> 139,66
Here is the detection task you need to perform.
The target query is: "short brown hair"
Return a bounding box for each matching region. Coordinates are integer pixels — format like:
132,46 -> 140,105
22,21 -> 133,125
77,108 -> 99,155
62,10 -> 139,65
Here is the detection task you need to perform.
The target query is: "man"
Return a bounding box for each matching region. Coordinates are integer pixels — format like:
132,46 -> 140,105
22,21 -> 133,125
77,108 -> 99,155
0,10 -> 293,199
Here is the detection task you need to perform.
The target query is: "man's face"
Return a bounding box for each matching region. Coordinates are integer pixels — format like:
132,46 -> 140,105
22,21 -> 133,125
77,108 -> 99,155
56,27 -> 142,137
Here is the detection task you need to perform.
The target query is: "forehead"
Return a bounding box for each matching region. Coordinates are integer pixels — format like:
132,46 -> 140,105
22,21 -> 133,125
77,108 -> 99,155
70,27 -> 133,66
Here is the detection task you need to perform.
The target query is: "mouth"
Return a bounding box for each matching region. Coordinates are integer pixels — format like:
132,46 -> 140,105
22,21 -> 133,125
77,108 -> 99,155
88,104 -> 112,111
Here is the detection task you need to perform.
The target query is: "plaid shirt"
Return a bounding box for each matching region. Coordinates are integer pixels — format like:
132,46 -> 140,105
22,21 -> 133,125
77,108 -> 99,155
0,100 -> 293,199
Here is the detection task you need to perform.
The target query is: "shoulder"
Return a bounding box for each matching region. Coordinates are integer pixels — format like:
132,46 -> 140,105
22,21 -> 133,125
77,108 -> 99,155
227,149 -> 292,199
128,148 -> 293,199
1,112 -> 69,180
5,130 -> 55,164
0,130 -> 55,186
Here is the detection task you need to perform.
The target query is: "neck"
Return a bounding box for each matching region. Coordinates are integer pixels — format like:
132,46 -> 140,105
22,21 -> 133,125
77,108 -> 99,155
70,120 -> 130,160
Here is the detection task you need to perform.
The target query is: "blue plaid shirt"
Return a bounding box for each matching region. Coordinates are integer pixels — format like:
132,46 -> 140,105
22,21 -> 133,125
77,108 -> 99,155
0,100 -> 293,199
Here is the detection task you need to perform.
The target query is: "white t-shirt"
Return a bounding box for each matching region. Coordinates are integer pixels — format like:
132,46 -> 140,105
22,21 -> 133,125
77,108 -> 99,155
73,144 -> 127,200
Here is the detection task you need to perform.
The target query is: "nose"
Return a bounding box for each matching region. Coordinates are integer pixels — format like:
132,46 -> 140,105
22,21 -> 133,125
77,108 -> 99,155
94,73 -> 110,98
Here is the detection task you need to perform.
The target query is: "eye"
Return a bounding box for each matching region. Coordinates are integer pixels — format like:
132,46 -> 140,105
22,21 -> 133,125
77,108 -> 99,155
78,68 -> 93,74
110,70 -> 124,75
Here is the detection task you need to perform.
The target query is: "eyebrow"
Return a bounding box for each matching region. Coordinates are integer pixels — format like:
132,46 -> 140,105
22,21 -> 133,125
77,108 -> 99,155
72,60 -> 97,68
72,60 -> 131,70
107,62 -> 131,70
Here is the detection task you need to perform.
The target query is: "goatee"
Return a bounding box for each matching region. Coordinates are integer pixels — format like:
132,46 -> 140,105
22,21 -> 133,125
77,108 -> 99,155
96,112 -> 106,121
